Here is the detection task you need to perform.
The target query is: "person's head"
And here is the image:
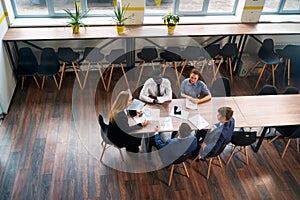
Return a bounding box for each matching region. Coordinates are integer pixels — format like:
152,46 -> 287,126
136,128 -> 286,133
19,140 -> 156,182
178,122 -> 192,138
189,69 -> 205,84
217,107 -> 233,123
109,91 -> 132,122
152,68 -> 163,85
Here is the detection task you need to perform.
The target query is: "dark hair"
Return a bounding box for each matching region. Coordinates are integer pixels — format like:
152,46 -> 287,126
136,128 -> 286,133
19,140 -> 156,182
179,123 -> 192,138
217,107 -> 233,120
190,69 -> 206,84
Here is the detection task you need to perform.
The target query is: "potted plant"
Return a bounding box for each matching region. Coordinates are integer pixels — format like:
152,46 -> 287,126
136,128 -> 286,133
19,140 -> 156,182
162,11 -> 180,35
64,1 -> 89,34
112,1 -> 132,34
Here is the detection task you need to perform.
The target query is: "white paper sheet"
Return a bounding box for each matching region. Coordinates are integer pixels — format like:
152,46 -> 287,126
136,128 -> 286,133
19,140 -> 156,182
188,114 -> 210,130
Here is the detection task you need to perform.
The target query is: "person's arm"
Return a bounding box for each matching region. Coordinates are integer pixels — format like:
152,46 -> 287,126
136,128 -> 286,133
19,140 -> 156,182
196,93 -> 212,104
163,79 -> 173,101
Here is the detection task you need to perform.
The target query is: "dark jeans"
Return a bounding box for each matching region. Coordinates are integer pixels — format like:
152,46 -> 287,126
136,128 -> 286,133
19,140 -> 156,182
191,129 -> 208,157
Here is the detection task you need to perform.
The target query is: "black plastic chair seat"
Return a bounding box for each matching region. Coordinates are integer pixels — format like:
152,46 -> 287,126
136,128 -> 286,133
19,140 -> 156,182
275,125 -> 299,137
181,46 -> 202,61
160,47 -> 182,62
258,39 -> 280,65
17,47 -> 38,76
137,46 -> 158,62
105,49 -> 126,64
83,47 -> 104,63
283,86 -> 299,94
231,131 -> 257,146
220,43 -> 237,57
57,47 -> 80,64
205,44 -> 220,58
257,84 -> 278,95
39,48 -> 60,76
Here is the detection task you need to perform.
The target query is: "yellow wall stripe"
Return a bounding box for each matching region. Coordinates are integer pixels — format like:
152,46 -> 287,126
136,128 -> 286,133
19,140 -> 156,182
0,13 -> 6,24
126,7 -> 145,11
244,6 -> 264,10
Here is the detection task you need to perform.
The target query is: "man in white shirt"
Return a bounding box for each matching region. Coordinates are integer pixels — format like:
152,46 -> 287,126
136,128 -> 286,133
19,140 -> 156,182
139,68 -> 172,104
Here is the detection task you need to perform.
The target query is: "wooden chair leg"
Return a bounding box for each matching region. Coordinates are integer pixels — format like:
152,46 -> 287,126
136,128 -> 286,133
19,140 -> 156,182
82,63 -> 91,89
53,75 -> 59,90
72,62 -> 83,90
178,60 -> 187,86
217,155 -> 223,168
182,162 -> 189,178
281,139 -> 291,159
168,164 -> 175,186
106,64 -> 114,92
244,146 -> 249,165
33,75 -> 40,88
229,57 -> 233,82
120,63 -> 129,89
269,134 -> 281,143
287,59 -> 291,86
119,148 -> 125,162
97,63 -> 107,92
21,76 -> 25,89
255,64 -> 267,89
136,62 -> 145,88
226,146 -> 237,165
207,158 -> 213,179
296,138 -> 299,153
191,155 -> 200,165
100,143 -> 107,161
245,60 -> 261,77
41,76 -> 46,89
211,57 -> 223,86
58,63 -> 66,91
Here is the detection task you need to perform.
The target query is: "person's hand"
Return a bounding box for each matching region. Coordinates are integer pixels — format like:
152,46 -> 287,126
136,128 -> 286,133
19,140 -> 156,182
153,99 -> 158,104
191,98 -> 199,104
136,110 -> 143,116
201,142 -> 206,148
154,125 -> 159,132
141,119 -> 147,126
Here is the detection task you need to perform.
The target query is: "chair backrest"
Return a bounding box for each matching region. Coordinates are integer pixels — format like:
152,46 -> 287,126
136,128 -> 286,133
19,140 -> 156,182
57,47 -> 79,63
205,44 -> 220,58
181,46 -> 202,61
17,47 -> 38,75
106,49 -> 126,64
220,43 -> 237,57
160,46 -> 182,61
257,84 -> 278,95
210,76 -> 231,97
98,114 -> 111,144
283,86 -> 299,94
289,125 -> 300,138
230,131 -> 257,146
39,48 -> 60,75
83,47 -> 104,62
173,153 -> 192,164
207,142 -> 228,158
137,46 -> 158,62
258,39 -> 280,64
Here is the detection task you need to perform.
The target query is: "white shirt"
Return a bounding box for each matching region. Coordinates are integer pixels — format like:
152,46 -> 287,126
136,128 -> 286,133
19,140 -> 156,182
139,78 -> 172,103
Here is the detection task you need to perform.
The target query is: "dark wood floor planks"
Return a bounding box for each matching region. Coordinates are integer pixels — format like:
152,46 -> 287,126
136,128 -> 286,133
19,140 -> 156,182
0,67 -> 300,200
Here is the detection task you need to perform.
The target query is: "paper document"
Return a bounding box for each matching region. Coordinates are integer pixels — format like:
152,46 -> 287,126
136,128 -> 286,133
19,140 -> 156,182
169,106 -> 189,120
188,114 -> 209,130
159,117 -> 173,131
127,98 -> 145,111
185,99 -> 197,110
157,96 -> 170,103
141,107 -> 160,121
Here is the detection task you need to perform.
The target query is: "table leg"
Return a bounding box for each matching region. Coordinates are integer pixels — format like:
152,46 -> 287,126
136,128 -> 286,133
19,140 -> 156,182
251,127 -> 269,152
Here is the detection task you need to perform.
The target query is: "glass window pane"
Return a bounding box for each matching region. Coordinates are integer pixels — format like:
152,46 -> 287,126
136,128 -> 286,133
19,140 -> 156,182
283,0 -> 300,11
207,0 -> 235,13
54,0 -> 75,14
262,0 -> 280,12
178,0 -> 203,12
87,0 -> 114,15
14,0 -> 48,15
145,0 -> 174,15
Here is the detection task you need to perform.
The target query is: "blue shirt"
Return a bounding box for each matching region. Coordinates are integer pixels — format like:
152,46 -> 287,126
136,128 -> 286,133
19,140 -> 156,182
181,78 -> 210,98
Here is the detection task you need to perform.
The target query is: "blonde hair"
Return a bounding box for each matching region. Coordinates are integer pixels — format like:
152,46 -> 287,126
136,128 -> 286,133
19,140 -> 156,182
109,91 -> 131,122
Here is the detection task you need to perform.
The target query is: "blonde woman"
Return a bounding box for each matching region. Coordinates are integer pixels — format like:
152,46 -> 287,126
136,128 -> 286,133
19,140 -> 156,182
108,91 -> 147,153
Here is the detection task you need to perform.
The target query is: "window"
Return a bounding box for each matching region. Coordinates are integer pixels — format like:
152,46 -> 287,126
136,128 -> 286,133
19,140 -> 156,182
10,0 -> 300,19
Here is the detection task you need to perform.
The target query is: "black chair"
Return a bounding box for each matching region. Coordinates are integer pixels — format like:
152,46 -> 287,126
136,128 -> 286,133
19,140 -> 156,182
38,48 -> 61,90
160,46 -> 182,85
245,39 -> 280,89
257,84 -> 278,95
57,47 -> 83,89
283,86 -> 299,94
98,114 -> 124,162
192,142 -> 228,179
105,49 -> 128,91
83,47 -> 106,90
205,44 -> 223,85
269,125 -> 300,159
219,43 -> 237,82
226,131 -> 257,165
17,47 -> 40,89
136,46 -> 158,88
168,153 -> 191,186
179,46 -> 203,84
210,76 -> 231,97
276,45 -> 298,86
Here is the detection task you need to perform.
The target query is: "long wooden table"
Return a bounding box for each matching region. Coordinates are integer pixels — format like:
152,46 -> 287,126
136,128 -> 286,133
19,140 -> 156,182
130,94 -> 300,152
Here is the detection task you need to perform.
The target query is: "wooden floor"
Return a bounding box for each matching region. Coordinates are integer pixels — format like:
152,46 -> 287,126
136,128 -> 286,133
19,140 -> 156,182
0,65 -> 300,200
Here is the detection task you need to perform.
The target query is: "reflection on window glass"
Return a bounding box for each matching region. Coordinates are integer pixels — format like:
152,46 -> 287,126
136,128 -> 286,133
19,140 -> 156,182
178,0 -> 203,12
14,0 -> 48,15
263,0 -> 280,12
87,0 -> 114,15
207,0 -> 235,13
145,0 -> 174,14
283,0 -> 300,11
54,0 -> 74,14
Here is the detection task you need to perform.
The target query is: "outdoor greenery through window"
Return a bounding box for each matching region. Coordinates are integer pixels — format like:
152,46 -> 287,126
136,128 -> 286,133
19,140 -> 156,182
11,0 -> 300,18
